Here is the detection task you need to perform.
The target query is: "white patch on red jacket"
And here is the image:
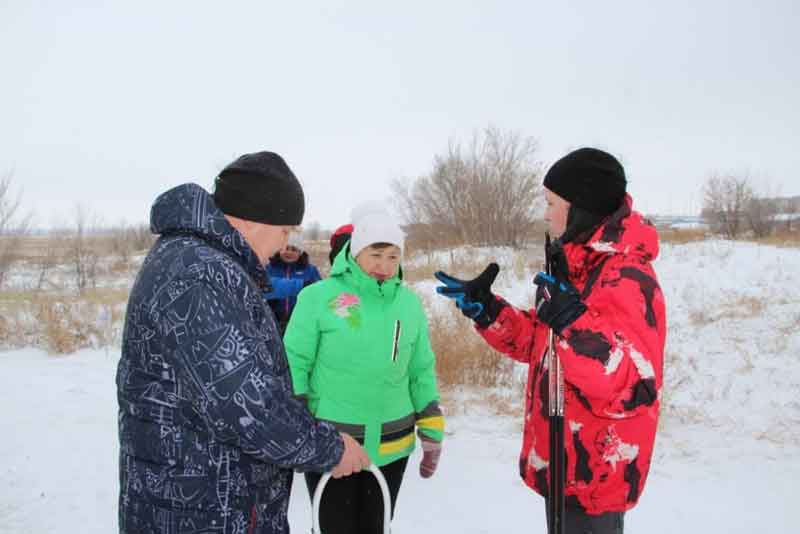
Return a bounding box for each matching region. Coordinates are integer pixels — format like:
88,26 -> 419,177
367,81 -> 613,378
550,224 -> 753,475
528,447 -> 548,471
569,420 -> 583,433
628,343 -> 655,379
591,241 -> 618,253
605,345 -> 624,375
605,335 -> 655,380
602,426 -> 639,470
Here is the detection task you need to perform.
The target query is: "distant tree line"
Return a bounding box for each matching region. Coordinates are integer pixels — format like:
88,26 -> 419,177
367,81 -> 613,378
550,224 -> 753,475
701,173 -> 799,238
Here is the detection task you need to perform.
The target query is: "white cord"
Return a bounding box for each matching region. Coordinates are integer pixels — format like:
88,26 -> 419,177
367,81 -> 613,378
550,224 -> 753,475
311,464 -> 392,534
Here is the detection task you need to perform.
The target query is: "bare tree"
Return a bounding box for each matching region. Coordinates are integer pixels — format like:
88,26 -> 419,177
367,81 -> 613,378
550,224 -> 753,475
68,205 -> 102,293
701,173 -> 754,239
0,173 -> 32,289
785,197 -> 800,232
34,241 -> 60,291
392,126 -> 543,249
745,196 -> 778,238
304,221 -> 323,241
106,222 -> 154,267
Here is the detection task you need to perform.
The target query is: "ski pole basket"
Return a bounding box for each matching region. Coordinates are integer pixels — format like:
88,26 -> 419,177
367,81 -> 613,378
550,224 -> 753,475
311,463 -> 392,534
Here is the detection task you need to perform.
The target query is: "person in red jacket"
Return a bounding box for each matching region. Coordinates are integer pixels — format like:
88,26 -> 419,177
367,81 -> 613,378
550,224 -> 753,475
329,223 -> 354,265
434,148 -> 665,534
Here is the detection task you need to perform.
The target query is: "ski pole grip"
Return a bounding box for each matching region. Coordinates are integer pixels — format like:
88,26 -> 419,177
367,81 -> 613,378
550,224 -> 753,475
311,463 -> 391,534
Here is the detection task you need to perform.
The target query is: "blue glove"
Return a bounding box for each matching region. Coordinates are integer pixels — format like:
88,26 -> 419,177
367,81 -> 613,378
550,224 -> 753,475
434,263 -> 504,328
532,272 -> 587,334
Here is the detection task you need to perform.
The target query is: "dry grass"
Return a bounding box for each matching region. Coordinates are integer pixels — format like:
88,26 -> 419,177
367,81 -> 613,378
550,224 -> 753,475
687,307 -> 713,326
0,288 -> 127,353
688,294 -> 770,328
432,307 -> 527,418
403,246 -> 511,284
428,305 -> 520,390
749,228 -> 800,248
403,253 -> 468,285
718,295 -> 766,320
658,227 -> 709,245
658,226 -> 800,248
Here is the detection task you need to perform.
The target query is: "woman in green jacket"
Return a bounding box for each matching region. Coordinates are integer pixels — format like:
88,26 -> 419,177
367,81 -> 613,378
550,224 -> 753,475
284,204 -> 444,534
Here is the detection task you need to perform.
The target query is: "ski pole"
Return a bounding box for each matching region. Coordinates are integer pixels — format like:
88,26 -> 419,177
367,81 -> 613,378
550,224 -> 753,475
545,233 -> 565,534
311,463 -> 392,534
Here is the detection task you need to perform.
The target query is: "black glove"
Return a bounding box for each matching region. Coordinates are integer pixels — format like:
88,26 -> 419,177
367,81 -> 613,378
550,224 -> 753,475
532,272 -> 587,334
434,263 -> 505,328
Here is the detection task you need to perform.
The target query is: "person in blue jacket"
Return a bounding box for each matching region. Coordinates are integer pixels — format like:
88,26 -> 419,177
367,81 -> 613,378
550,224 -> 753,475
266,235 -> 322,335
117,151 -> 369,534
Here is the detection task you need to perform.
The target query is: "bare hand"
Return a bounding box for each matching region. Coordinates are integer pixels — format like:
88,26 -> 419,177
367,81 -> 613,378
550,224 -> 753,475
331,433 -> 370,479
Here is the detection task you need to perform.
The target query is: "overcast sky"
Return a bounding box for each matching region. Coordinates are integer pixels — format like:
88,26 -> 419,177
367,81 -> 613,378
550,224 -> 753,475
2,0 -> 798,230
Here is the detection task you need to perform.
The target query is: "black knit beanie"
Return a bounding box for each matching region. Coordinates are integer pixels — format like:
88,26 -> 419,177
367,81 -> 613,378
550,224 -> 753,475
543,148 -> 626,216
213,151 -> 305,225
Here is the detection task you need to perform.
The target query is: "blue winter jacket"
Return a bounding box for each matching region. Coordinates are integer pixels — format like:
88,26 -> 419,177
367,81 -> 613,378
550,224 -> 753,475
117,183 -> 343,534
266,253 -> 321,329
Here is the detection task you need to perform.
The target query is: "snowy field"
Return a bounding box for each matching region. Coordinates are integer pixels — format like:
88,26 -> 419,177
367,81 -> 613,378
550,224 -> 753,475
2,239 -> 799,533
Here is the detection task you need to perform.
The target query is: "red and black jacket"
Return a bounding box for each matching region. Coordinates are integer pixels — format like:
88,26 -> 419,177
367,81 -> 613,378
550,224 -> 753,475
478,195 -> 666,514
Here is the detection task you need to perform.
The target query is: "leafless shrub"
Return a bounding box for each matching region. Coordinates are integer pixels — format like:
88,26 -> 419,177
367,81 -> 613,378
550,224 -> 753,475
104,223 -> 154,270
0,173 -> 32,289
701,173 -> 754,238
36,295 -> 122,354
393,126 -> 543,250
745,197 -> 778,239
68,205 -> 102,293
782,197 -> 800,232
0,288 -> 126,353
303,221 -> 324,241
428,305 -> 521,389
659,227 -> 709,245
34,243 -> 61,291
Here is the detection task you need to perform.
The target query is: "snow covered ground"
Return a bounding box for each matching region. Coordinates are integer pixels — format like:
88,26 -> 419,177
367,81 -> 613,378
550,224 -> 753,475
2,239 -> 799,533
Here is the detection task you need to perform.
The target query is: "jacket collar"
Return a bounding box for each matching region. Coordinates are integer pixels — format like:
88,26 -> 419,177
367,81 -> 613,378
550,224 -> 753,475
149,183 -> 269,288
563,194 -> 660,283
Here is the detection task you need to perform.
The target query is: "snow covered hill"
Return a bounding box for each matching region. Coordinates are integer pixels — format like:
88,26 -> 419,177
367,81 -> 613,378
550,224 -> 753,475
1,239 -> 799,533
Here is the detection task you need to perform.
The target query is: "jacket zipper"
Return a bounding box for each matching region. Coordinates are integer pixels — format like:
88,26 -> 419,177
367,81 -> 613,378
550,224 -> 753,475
390,320 -> 401,362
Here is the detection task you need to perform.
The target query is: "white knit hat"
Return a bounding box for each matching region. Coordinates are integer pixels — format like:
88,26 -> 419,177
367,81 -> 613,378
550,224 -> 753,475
287,232 -> 303,250
349,202 -> 405,258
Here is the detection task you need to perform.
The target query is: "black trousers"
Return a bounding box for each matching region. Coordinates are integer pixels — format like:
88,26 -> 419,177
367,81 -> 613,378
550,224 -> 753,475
546,501 -> 625,534
305,457 -> 408,534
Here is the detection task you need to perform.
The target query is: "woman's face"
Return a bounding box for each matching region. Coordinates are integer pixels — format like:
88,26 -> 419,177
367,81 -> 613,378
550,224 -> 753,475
279,245 -> 301,263
355,244 -> 401,282
544,188 -> 570,238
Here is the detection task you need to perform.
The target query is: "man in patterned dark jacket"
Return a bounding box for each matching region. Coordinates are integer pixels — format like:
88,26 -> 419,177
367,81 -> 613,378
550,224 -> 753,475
117,151 -> 370,534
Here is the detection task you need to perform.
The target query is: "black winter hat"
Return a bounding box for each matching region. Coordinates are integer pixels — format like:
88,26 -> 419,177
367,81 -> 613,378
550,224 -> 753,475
543,148 -> 627,216
213,151 -> 305,225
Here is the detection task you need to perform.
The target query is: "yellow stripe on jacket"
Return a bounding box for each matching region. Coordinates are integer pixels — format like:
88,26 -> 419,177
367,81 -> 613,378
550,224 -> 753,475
378,433 -> 416,456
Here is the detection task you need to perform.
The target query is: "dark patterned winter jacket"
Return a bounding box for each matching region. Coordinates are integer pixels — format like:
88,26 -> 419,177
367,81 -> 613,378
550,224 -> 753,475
117,183 -> 343,534
478,195 -> 666,514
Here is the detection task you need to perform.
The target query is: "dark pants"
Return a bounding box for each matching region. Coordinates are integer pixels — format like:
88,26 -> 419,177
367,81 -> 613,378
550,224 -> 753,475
546,501 -> 625,534
305,457 -> 408,534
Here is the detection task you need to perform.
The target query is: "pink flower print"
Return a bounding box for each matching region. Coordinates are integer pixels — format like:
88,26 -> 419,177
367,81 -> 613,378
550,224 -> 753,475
329,293 -> 362,327
337,294 -> 360,308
